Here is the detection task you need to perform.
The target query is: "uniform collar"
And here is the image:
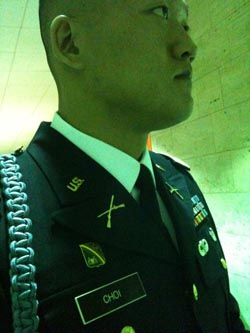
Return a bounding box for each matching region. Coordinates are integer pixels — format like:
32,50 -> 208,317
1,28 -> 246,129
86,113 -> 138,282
51,112 -> 156,193
27,122 -> 197,263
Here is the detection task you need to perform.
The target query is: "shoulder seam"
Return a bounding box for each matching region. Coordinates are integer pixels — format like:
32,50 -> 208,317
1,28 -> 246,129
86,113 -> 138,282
160,152 -> 190,170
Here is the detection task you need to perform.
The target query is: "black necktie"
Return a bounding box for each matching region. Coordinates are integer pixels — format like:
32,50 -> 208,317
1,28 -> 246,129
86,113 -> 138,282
135,164 -> 162,222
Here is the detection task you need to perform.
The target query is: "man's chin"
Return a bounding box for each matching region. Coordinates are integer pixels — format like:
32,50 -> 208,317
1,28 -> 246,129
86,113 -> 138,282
154,107 -> 193,132
173,102 -> 194,125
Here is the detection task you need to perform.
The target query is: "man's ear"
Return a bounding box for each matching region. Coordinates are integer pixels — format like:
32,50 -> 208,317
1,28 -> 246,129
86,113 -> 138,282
50,15 -> 84,70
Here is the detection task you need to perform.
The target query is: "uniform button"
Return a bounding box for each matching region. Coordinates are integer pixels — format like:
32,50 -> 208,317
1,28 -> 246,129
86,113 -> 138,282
221,258 -> 227,270
193,284 -> 199,301
121,326 -> 136,333
208,227 -> 217,242
198,239 -> 209,256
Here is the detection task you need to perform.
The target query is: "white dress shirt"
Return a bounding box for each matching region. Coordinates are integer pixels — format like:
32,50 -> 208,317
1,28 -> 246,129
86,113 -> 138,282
51,112 -> 155,199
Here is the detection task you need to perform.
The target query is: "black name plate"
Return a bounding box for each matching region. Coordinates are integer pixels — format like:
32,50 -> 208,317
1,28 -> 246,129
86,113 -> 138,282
75,272 -> 147,325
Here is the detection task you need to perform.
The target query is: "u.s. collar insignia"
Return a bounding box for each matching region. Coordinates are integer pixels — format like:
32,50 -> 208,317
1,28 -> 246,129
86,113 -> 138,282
67,177 -> 85,192
79,243 -> 106,268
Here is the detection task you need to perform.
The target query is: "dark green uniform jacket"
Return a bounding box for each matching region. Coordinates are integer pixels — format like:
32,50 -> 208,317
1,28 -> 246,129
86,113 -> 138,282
0,122 -> 247,333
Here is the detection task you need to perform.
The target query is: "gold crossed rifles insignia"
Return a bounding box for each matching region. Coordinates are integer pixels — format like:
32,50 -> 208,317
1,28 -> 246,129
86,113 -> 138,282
98,195 -> 125,228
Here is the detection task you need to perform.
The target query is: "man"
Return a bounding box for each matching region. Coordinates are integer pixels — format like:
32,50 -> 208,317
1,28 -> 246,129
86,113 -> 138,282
0,0 -> 248,332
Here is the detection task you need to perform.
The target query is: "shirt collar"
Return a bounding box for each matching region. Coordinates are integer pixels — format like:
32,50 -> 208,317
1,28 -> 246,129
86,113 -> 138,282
51,112 -> 156,193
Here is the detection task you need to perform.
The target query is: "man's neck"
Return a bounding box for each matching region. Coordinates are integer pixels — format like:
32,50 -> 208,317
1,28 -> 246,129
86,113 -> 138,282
58,111 -> 149,161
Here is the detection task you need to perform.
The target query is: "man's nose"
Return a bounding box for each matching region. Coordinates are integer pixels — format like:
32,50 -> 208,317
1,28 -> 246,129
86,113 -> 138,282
181,37 -> 198,63
170,29 -> 198,63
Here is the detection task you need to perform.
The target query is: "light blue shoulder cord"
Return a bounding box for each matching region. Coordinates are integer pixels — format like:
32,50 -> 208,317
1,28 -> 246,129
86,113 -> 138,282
0,153 -> 39,333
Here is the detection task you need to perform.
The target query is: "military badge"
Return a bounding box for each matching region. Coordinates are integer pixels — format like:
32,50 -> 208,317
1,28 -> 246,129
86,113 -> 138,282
208,227 -> 217,242
165,181 -> 184,200
79,243 -> 106,268
97,195 -> 125,229
191,195 -> 208,227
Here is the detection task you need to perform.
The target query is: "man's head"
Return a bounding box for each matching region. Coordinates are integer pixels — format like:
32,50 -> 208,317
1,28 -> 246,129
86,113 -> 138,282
39,0 -> 197,140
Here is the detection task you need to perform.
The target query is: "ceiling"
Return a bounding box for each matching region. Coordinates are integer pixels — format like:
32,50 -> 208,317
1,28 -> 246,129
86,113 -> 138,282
0,0 -> 57,154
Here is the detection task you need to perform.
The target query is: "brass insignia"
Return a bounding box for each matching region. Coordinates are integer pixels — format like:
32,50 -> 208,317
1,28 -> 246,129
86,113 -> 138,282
165,181 -> 184,200
97,195 -> 125,229
67,177 -> 85,192
221,258 -> 227,270
208,227 -> 217,242
155,164 -> 166,172
193,283 -> 199,301
121,326 -> 136,333
198,239 -> 209,257
79,243 -> 106,268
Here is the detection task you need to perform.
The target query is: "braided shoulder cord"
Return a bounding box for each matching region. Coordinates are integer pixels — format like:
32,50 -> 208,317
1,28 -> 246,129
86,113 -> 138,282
0,154 -> 39,333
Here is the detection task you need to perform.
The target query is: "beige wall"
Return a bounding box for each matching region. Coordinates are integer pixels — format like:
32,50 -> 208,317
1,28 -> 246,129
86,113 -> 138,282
151,0 -> 250,327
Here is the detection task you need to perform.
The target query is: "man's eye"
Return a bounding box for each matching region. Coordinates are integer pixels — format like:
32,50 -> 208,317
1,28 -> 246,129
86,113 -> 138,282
152,5 -> 169,20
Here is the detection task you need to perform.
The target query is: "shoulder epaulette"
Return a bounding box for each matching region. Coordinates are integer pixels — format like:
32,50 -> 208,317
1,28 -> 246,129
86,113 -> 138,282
162,153 -> 191,171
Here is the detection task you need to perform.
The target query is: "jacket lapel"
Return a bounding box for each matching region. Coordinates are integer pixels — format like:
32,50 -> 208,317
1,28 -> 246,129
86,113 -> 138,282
28,122 -> 178,263
150,152 -> 197,279
150,152 -> 194,223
